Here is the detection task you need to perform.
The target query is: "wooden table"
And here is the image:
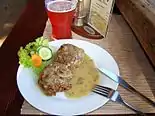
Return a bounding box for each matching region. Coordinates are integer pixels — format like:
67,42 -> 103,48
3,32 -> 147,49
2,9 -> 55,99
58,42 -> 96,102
116,0 -> 155,68
0,0 -> 155,115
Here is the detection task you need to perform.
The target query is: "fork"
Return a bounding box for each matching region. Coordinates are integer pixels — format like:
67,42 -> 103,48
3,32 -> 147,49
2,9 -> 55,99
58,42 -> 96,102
93,85 -> 145,115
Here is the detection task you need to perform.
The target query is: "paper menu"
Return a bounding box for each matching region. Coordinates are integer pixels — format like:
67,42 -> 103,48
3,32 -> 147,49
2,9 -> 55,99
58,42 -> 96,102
87,0 -> 115,37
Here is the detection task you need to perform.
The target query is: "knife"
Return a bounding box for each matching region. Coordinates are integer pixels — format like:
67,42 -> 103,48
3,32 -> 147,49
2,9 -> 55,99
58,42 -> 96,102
98,67 -> 155,107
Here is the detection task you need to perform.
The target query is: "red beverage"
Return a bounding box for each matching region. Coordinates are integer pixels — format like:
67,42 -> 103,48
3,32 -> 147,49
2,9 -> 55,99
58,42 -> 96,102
47,0 -> 76,40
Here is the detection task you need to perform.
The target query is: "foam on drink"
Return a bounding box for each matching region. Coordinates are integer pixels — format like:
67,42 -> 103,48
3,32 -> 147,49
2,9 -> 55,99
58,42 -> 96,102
47,0 -> 76,13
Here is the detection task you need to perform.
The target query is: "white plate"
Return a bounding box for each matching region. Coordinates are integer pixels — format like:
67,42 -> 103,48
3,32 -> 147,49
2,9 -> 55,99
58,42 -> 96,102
17,39 -> 119,115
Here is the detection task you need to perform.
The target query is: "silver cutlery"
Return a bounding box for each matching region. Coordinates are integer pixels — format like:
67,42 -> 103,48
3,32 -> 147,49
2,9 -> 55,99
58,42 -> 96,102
97,67 -> 155,107
93,85 -> 145,115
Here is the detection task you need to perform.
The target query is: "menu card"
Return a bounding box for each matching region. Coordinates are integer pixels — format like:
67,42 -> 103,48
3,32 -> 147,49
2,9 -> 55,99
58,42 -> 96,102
87,0 -> 115,37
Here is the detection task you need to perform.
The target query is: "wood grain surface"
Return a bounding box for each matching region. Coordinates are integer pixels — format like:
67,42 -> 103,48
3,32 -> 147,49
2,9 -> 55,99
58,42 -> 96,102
21,15 -> 155,115
116,0 -> 155,68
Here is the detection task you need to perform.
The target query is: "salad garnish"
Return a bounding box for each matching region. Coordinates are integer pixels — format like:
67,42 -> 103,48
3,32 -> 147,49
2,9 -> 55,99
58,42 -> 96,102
18,37 -> 53,75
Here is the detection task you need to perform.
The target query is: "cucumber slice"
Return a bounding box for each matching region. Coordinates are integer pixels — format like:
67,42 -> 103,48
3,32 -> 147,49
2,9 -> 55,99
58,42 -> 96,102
38,46 -> 52,60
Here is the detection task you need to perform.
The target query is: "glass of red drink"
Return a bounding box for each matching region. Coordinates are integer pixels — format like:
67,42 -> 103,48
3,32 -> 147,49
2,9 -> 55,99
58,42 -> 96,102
45,0 -> 77,40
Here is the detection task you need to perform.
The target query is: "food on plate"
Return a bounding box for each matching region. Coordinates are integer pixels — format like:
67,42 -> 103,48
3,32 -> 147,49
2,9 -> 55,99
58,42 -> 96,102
31,54 -> 42,67
38,44 -> 85,95
38,44 -> 100,97
18,37 -> 53,75
37,46 -> 53,61
38,62 -> 72,95
54,44 -> 85,69
65,54 -> 99,98
18,38 -> 100,98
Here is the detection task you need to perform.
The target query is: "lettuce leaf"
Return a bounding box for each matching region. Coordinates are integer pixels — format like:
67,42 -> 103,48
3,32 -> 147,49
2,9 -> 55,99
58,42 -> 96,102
18,47 -> 32,67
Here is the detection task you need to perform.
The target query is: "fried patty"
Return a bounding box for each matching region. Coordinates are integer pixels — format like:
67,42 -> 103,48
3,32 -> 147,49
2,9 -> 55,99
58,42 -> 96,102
38,44 -> 85,95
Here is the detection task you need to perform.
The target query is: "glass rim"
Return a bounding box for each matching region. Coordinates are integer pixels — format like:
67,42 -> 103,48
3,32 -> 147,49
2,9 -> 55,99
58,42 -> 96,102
46,0 -> 78,13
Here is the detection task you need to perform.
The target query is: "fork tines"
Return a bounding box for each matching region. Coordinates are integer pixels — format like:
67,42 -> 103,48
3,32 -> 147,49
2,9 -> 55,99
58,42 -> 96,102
93,85 -> 114,98
93,85 -> 145,115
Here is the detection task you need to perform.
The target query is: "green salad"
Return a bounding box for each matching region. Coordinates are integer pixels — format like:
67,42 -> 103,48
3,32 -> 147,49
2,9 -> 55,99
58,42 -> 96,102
18,37 -> 53,75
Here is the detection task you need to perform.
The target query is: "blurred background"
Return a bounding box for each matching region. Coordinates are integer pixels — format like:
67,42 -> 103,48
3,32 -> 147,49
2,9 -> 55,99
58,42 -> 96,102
0,0 -> 125,47
0,0 -> 26,46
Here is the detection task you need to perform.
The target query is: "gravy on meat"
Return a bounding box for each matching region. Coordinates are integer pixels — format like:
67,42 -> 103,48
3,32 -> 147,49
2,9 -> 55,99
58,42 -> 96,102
65,54 -> 100,98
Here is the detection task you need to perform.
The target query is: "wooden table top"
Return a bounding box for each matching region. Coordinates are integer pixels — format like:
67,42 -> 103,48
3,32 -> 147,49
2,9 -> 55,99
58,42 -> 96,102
0,0 -> 155,115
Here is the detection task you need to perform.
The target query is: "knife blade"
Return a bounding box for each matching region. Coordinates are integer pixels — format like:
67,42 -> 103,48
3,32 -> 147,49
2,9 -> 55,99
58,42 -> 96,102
98,67 -> 155,107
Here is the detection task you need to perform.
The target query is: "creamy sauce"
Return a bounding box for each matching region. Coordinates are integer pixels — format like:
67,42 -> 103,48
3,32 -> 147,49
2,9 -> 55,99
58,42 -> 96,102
65,54 -> 100,98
